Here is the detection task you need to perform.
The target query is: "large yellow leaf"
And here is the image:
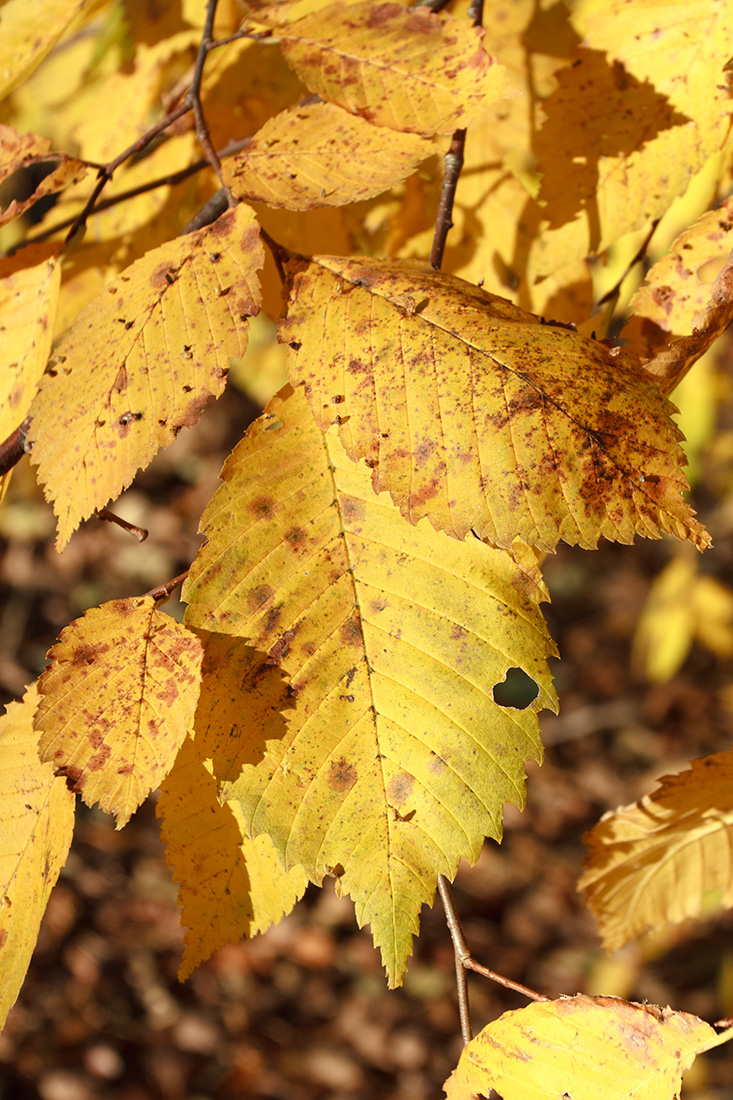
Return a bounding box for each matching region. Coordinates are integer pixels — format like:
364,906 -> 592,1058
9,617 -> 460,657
580,750 -> 733,951
0,0 -> 95,101
279,1 -> 512,136
0,246 -> 61,501
35,598 -> 204,828
224,101 -> 433,210
183,383 -> 557,986
28,203 -> 263,549
0,684 -> 75,1030
158,735 -> 307,980
0,124 -> 86,227
282,256 -> 708,552
443,995 -> 732,1100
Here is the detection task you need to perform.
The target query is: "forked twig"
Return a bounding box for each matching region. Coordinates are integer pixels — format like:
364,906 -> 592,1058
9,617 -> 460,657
186,0 -> 235,206
96,507 -> 149,542
438,874 -> 547,1047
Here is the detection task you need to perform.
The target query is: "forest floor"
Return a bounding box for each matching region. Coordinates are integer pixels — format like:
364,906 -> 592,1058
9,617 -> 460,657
2,342 -> 733,1100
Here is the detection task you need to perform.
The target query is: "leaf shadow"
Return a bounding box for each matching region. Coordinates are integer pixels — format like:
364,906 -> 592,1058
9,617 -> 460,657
188,628 -> 296,788
533,47 -> 691,235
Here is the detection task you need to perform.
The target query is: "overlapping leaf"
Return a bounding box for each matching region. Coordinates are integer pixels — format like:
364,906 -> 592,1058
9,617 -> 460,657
36,598 -> 204,828
0,684 -> 75,1030
28,203 -> 263,549
282,256 -> 708,551
444,995 -> 732,1100
183,383 -> 557,985
158,735 -> 308,979
0,246 -> 61,501
0,0 -> 95,101
0,124 -> 86,227
580,750 -> 733,950
530,0 -> 733,279
279,1 -> 512,136
223,101 -> 432,210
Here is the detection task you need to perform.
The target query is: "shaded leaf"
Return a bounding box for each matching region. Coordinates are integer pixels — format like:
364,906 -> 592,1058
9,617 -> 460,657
644,245 -> 733,395
530,0 -> 733,279
580,750 -> 733,950
0,124 -> 87,227
0,246 -> 61,502
282,256 -> 708,552
224,101 -> 433,210
183,383 -> 557,986
0,684 -> 75,1030
624,197 -> 733,358
158,735 -> 308,980
444,994 -> 732,1100
0,0 -> 95,101
28,204 -> 263,549
36,598 -> 204,828
279,1 -> 512,136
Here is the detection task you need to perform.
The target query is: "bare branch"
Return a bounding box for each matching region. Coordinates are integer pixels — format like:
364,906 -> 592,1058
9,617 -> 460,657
186,0 -> 235,206
96,507 -> 149,542
142,571 -> 189,602
0,417 -> 31,478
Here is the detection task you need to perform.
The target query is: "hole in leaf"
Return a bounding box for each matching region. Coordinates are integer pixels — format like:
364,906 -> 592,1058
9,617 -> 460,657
492,667 -> 539,710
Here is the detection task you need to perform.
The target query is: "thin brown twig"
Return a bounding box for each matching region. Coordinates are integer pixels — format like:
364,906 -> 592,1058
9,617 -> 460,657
142,571 -> 189,602
96,507 -> 149,542
22,138 -> 252,247
63,101 -> 192,247
438,875 -> 548,1022
207,27 -> 273,51
0,417 -> 31,478
437,875 -> 473,1045
428,0 -> 484,269
186,0 -> 235,206
259,225 -> 289,283
597,217 -> 660,308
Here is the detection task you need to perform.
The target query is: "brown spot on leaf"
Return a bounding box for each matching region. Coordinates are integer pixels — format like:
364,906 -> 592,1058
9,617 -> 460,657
387,772 -> 414,805
266,629 -> 297,665
87,746 -> 111,771
116,410 -> 143,437
328,756 -> 358,793
340,615 -> 362,646
248,584 -> 275,613
178,393 -> 210,430
71,641 -> 109,666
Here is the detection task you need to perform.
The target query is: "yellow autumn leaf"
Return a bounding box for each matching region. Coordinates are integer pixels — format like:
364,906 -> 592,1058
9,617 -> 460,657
282,256 -> 708,552
279,0 -> 513,136
224,101 -> 433,210
580,750 -> 733,951
183,383 -> 557,986
28,203 -> 263,550
0,0 -> 95,101
0,124 -> 87,227
71,30 -> 200,164
35,598 -> 204,829
631,555 -> 698,683
443,994 -> 733,1100
0,246 -> 61,502
530,0 -> 733,279
245,0 -> 389,28
0,684 -> 75,1030
623,197 -> 733,361
158,734 -> 307,980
